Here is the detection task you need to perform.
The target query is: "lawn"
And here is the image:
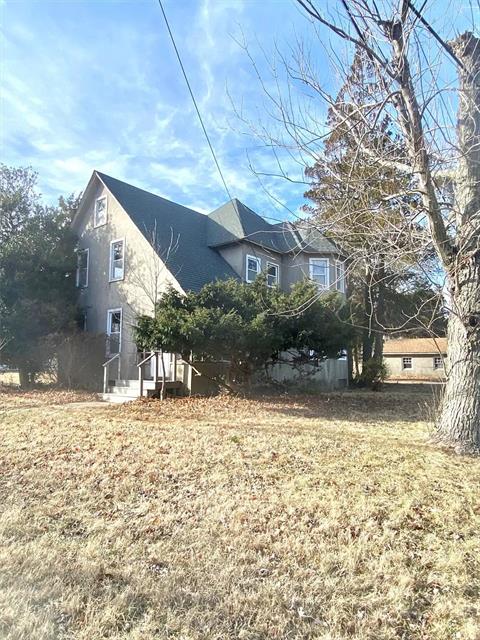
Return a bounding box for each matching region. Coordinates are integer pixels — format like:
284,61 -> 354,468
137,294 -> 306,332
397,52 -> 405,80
0,387 -> 479,640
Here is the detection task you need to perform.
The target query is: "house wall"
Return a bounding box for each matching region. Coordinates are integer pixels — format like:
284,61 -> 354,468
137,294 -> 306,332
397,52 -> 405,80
282,252 -> 341,292
267,357 -> 348,390
385,354 -> 447,380
73,177 -> 182,384
218,242 -> 343,292
218,242 -> 284,286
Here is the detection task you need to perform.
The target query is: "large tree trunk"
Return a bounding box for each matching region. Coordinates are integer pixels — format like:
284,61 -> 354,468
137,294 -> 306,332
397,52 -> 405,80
438,296 -> 480,452
437,33 -> 480,453
362,271 -> 374,362
18,364 -> 31,388
373,268 -> 386,361
159,348 -> 166,401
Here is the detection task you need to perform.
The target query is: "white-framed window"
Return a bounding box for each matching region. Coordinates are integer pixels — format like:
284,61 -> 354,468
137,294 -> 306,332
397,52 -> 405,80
76,248 -> 89,288
402,357 -> 412,370
335,260 -> 345,292
246,255 -> 261,283
309,258 -> 329,289
266,262 -> 279,287
433,356 -> 444,369
94,195 -> 107,227
109,238 -> 125,282
106,308 -> 122,355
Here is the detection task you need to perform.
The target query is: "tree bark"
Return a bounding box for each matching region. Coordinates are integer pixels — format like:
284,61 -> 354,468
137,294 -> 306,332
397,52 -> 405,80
437,33 -> 480,453
159,348 -> 166,401
18,364 -> 31,388
362,273 -> 374,363
373,269 -> 386,361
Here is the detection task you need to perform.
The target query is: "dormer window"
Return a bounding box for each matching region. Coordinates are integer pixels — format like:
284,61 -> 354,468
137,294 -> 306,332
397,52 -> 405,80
246,255 -> 261,283
94,196 -> 107,227
309,258 -> 329,289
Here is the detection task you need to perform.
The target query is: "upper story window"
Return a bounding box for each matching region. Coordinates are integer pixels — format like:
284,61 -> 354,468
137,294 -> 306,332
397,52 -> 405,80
109,239 -> 125,282
309,258 -> 329,289
76,248 -> 89,288
94,196 -> 107,227
402,357 -> 412,370
335,260 -> 345,293
246,255 -> 261,283
266,262 -> 279,287
433,356 -> 444,369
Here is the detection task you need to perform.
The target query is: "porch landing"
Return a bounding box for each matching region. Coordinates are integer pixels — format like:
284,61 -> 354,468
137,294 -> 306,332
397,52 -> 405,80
101,379 -> 184,403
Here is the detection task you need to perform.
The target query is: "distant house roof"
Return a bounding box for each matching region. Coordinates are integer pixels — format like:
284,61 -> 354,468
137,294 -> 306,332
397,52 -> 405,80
96,172 -> 239,292
93,172 -> 341,292
383,337 -> 447,355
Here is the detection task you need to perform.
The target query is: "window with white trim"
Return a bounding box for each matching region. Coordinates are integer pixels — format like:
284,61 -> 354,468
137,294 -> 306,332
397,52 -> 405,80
94,196 -> 107,227
109,239 -> 125,281
266,262 -> 279,287
402,357 -> 412,370
309,258 -> 329,288
335,260 -> 345,292
246,255 -> 261,283
433,356 -> 443,369
106,309 -> 122,355
76,248 -> 89,288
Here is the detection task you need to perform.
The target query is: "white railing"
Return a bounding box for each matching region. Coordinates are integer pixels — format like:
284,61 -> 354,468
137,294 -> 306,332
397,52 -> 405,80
102,353 -> 120,393
137,351 -> 177,397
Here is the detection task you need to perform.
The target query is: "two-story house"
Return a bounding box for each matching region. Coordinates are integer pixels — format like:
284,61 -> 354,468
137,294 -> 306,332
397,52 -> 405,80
72,170 -> 347,400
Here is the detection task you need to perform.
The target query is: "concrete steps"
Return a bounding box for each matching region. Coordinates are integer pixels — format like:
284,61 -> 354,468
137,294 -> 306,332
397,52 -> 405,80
101,379 -> 183,403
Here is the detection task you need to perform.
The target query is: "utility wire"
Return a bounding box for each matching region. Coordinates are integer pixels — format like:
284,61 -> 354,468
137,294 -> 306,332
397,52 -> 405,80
406,0 -> 467,72
157,0 -> 234,203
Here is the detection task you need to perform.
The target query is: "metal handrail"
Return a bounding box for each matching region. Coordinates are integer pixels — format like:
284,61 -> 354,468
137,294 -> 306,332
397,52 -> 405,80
102,353 -> 120,394
137,351 -> 156,368
103,353 -> 120,368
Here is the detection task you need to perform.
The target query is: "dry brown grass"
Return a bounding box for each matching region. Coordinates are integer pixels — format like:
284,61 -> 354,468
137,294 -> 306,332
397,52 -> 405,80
0,389 -> 479,640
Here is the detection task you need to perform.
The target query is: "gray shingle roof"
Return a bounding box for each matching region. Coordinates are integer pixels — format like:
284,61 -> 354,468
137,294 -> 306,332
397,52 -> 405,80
96,172 -> 239,292
96,172 -> 341,292
208,199 -> 287,252
208,198 -> 339,255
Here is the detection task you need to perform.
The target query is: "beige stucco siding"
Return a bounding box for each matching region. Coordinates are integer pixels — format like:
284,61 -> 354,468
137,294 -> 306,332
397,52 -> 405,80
385,354 -> 446,379
218,242 -> 343,292
218,242 -> 284,286
73,177 -> 182,380
282,252 -> 341,291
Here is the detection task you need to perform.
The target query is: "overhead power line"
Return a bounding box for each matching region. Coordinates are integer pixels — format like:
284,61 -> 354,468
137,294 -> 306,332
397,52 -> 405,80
157,0 -> 234,203
406,0 -> 467,72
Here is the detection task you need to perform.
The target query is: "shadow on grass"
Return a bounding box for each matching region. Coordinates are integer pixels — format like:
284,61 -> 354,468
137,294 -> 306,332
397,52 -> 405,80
246,387 -> 438,425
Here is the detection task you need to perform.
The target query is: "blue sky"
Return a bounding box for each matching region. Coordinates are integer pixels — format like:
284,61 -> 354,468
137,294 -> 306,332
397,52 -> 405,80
1,0 -> 477,220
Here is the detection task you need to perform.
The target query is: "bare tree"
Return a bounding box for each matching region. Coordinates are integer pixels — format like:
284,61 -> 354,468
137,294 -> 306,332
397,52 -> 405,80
237,2 -> 479,452
127,224 -> 180,400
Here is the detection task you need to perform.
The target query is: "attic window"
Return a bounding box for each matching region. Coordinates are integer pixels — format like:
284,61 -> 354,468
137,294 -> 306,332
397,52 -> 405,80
94,196 -> 107,227
246,255 -> 260,283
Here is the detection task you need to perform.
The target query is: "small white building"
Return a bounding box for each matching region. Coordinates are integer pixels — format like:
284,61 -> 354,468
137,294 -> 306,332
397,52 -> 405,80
384,337 -> 447,380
